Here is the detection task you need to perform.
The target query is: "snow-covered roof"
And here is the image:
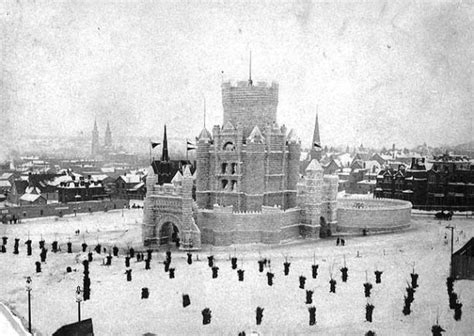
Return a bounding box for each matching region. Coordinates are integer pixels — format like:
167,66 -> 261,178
336,153 -> 353,167
128,182 -> 145,191
0,180 -> 11,188
365,160 -> 381,171
305,159 -> 323,172
25,186 -> 41,194
357,180 -> 376,185
20,193 -> 43,202
50,175 -> 73,186
300,152 -> 309,161
120,174 -> 142,184
90,174 -> 108,182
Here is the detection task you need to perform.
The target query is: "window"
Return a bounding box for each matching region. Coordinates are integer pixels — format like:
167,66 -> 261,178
223,142 -> 235,151
231,163 -> 237,174
222,180 -> 228,190
221,163 -> 227,174
231,180 -> 237,191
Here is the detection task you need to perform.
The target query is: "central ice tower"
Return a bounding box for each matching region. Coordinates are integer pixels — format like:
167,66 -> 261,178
196,77 -> 300,214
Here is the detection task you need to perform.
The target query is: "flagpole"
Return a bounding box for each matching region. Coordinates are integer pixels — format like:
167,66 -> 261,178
149,140 -> 151,164
186,139 -> 188,162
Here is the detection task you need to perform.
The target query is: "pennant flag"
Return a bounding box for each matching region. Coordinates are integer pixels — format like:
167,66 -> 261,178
314,142 -> 322,149
187,140 -> 196,151
151,142 -> 160,149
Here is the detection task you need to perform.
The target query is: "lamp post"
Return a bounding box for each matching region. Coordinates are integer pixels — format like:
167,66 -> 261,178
26,276 -> 32,333
446,225 -> 454,277
76,286 -> 83,322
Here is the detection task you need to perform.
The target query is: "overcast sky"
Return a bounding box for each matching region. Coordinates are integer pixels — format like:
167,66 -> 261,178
1,0 -> 473,153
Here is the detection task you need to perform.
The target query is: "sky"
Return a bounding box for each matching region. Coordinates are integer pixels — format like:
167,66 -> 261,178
1,0 -> 473,155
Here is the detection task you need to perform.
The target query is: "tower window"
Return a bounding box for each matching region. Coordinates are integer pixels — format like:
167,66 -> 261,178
221,163 -> 227,174
231,163 -> 237,174
231,180 -> 237,192
222,180 -> 228,190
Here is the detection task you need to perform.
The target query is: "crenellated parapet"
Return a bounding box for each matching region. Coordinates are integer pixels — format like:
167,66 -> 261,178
222,80 -> 279,139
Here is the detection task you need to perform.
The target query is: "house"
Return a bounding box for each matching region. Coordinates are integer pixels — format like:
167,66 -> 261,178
19,193 -> 47,206
323,159 -> 342,175
8,180 -> 29,204
0,180 -> 11,196
371,153 -> 388,166
57,176 -> 108,203
375,155 -> 474,210
115,174 -> 147,200
452,238 -> 474,280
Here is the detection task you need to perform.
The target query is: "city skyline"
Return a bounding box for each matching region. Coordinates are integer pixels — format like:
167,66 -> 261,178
1,1 -> 473,158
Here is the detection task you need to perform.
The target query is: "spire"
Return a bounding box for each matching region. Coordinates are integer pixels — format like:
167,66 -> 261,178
313,112 -> 320,146
287,128 -> 299,144
310,111 -> 322,161
248,50 -> 253,86
183,165 -> 192,178
91,118 -> 99,156
198,128 -> 212,141
104,120 -> 112,147
203,97 -> 206,129
161,125 -> 169,162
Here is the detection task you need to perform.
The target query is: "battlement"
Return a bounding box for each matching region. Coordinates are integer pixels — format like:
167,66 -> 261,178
148,183 -> 192,197
222,80 -> 278,89
212,204 -> 234,213
222,78 -> 279,139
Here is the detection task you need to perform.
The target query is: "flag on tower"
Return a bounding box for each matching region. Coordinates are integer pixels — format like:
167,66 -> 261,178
151,142 -> 160,149
314,142 -> 322,149
187,140 -> 196,151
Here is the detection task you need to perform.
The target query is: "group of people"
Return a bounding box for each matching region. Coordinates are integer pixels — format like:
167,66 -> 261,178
336,237 -> 346,246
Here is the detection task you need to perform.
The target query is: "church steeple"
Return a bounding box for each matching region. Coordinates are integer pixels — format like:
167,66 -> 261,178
91,119 -> 99,156
161,125 -> 169,162
104,121 -> 112,148
248,50 -> 253,86
310,112 -> 322,161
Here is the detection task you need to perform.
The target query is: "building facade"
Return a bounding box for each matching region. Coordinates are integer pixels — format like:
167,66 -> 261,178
57,176 -> 107,203
375,155 -> 474,210
142,77 -> 339,247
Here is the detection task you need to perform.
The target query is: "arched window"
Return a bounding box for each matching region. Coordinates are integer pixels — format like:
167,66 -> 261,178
231,180 -> 237,192
223,142 -> 235,151
221,180 -> 228,190
221,163 -> 227,174
231,163 -> 237,174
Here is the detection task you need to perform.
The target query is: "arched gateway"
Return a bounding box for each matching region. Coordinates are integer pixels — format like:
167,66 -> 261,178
142,166 -> 201,249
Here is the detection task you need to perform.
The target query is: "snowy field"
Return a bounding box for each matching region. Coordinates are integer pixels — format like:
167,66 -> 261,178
0,209 -> 473,335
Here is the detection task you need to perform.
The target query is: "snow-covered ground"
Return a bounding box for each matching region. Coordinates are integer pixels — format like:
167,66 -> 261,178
0,302 -> 30,336
0,209 -> 473,335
